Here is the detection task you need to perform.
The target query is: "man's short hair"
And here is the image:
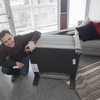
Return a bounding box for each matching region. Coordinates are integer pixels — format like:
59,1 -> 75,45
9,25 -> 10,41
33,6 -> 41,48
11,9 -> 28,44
0,30 -> 11,39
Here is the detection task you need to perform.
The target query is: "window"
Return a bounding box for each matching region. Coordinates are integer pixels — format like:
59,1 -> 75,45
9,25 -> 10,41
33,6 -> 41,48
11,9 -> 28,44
12,10 -> 32,33
40,0 -> 50,3
10,0 -> 29,6
0,0 -> 88,35
9,0 -> 58,34
0,0 -> 10,31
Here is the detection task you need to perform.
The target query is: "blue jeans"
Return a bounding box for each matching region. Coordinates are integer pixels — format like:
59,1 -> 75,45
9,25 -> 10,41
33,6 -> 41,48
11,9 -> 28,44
2,56 -> 29,76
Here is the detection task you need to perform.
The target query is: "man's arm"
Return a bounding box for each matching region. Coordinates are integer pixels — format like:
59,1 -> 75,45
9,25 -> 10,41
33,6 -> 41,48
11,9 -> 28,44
25,41 -> 35,52
30,31 -> 41,43
21,31 -> 41,43
23,31 -> 41,52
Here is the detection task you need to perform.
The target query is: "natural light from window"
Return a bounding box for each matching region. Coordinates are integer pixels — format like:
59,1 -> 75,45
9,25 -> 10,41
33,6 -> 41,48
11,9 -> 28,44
10,0 -> 58,35
0,0 -> 87,35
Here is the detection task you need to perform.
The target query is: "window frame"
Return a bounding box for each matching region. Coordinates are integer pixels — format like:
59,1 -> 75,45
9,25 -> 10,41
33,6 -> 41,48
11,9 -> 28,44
3,0 -> 89,35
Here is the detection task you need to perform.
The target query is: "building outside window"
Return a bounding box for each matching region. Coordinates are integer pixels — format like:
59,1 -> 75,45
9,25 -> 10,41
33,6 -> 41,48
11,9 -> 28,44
0,0 -> 10,31
0,0 -> 87,35
9,0 -> 58,34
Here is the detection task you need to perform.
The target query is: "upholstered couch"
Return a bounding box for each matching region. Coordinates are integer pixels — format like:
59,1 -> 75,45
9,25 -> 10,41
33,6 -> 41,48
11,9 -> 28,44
74,20 -> 100,56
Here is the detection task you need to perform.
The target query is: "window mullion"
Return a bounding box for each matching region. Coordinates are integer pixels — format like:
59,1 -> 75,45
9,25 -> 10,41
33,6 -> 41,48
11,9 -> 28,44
30,0 -> 35,30
57,0 -> 60,31
3,0 -> 16,36
85,0 -> 90,18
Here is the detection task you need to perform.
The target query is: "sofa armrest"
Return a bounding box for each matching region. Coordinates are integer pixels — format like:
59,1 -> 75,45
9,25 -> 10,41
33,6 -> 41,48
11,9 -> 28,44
73,29 -> 82,54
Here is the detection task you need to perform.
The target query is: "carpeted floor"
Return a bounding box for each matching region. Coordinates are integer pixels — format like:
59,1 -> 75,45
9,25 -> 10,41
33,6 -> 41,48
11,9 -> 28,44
0,55 -> 100,100
66,60 -> 100,100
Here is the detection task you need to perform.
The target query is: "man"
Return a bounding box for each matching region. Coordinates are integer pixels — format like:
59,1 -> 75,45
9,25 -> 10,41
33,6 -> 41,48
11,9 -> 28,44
0,30 -> 41,82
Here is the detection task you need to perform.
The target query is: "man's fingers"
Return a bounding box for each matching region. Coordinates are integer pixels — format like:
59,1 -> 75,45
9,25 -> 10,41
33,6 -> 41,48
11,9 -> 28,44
25,45 -> 29,49
19,64 -> 24,69
16,62 -> 24,69
25,41 -> 35,52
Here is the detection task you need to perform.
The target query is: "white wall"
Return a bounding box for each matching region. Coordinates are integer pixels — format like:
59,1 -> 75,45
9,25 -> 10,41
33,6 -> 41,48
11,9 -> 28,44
69,0 -> 86,27
89,0 -> 100,20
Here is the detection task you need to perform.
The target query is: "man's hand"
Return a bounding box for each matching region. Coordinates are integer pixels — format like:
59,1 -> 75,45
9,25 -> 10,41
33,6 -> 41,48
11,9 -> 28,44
16,62 -> 24,69
25,41 -> 35,52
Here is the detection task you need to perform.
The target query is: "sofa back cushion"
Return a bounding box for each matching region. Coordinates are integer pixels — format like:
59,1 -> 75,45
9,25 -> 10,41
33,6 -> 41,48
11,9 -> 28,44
76,22 -> 100,42
92,22 -> 100,35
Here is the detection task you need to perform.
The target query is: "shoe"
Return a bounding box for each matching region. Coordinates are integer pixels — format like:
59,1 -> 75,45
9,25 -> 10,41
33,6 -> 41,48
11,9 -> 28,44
11,75 -> 19,82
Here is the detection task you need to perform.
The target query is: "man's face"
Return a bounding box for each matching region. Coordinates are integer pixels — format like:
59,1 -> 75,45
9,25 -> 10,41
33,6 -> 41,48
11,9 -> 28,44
1,33 -> 15,48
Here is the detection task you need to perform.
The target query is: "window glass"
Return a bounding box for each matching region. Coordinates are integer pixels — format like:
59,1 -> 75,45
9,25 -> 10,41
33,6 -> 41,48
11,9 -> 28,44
32,0 -> 38,4
9,0 -> 58,34
52,0 -> 57,2
9,0 -> 31,34
0,23 -> 10,31
0,0 -> 4,7
12,10 -> 32,33
32,0 -> 56,4
10,0 -> 29,6
60,14 -> 67,30
0,15 -> 8,23
0,0 -> 10,32
33,6 -> 57,33
40,0 -> 50,3
61,0 -> 67,13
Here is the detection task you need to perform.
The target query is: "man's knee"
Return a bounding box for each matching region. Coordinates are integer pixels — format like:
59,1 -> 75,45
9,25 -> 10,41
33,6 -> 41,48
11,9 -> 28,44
2,67 -> 10,75
20,71 -> 28,76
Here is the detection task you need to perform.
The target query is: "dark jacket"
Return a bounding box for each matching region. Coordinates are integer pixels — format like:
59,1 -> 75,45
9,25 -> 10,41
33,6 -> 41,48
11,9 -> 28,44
0,31 -> 41,67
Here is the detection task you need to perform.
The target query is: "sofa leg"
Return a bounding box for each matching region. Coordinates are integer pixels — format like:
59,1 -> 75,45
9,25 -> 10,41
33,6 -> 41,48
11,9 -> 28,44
70,78 -> 76,89
33,72 -> 40,86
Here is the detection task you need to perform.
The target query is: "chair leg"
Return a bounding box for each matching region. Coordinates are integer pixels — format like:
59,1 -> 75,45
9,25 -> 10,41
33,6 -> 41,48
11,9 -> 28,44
69,78 -> 76,89
33,72 -> 40,86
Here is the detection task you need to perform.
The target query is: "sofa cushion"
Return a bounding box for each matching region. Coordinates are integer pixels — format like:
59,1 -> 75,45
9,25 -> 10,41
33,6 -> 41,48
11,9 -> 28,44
79,17 -> 91,26
92,21 -> 100,35
76,22 -> 100,42
77,17 -> 91,39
